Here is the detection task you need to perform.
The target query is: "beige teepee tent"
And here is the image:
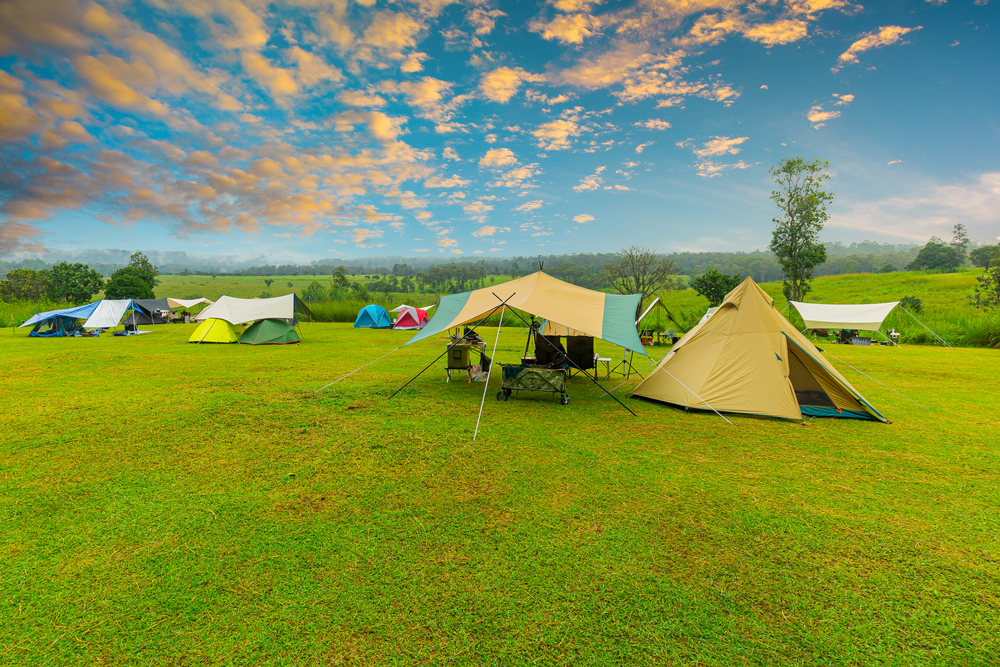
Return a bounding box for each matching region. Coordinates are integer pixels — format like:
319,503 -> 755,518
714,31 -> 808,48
631,278 -> 887,422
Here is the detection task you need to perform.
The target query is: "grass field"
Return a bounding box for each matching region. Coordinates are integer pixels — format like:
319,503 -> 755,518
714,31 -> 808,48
1,322 -> 998,664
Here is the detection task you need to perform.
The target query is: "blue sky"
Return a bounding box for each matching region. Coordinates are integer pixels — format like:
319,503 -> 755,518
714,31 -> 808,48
1,0 -> 997,262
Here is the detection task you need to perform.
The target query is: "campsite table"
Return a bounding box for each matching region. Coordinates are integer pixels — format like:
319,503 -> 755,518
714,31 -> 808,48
497,364 -> 569,405
445,340 -> 486,382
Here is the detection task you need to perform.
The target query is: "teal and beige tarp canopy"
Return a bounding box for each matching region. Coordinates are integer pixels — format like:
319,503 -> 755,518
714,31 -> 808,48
404,271 -> 647,355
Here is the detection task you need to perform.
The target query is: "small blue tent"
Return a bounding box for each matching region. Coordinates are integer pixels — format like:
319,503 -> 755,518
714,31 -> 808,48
19,302 -> 101,337
354,304 -> 392,328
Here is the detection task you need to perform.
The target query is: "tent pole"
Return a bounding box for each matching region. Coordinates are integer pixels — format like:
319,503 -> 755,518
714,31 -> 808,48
823,350 -> 928,410
387,296 -> 515,399
900,306 -> 951,348
473,304 -> 506,441
497,301 -> 638,417
316,346 -> 403,392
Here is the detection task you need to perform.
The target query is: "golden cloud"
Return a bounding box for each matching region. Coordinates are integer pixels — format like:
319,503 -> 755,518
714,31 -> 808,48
530,12 -> 604,44
479,66 -> 546,103
361,11 -> 424,58
742,19 -> 808,46
287,46 -> 342,87
479,147 -> 518,168
835,25 -> 922,70
532,119 -> 583,151
633,119 -> 671,130
241,52 -> 299,97
573,214 -> 594,223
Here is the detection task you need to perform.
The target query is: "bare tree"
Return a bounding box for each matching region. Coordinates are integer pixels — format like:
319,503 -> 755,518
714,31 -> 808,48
602,246 -> 678,307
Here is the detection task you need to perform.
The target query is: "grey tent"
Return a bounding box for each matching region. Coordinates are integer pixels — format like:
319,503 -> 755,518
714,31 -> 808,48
133,298 -> 172,324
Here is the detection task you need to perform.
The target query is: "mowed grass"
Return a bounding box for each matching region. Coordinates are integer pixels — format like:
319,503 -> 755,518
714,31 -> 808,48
1,322 -> 998,665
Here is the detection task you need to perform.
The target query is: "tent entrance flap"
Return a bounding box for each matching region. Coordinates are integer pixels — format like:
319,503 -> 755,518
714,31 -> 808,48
786,343 -> 838,409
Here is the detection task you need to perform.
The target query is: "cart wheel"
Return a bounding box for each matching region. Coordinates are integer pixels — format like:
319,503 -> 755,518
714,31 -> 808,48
560,394 -> 569,405
497,390 -> 507,402
505,389 -> 512,397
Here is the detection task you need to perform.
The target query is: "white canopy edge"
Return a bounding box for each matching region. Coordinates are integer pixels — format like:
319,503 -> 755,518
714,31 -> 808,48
168,297 -> 213,309
699,306 -> 719,324
83,299 -> 136,329
195,294 -> 296,324
790,301 -> 900,331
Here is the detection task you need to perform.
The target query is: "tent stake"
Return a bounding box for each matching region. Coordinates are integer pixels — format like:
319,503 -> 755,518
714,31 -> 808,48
497,300 -> 638,417
388,295 -> 515,400
473,304 -> 506,441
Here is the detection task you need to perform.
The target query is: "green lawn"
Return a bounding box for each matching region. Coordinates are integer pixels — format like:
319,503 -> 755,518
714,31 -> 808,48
1,322 -> 997,664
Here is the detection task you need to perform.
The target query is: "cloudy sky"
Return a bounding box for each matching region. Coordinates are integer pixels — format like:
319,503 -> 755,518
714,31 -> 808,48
1,0 -> 997,262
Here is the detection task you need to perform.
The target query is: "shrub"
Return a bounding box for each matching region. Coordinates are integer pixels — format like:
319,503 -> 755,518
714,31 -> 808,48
900,295 -> 922,313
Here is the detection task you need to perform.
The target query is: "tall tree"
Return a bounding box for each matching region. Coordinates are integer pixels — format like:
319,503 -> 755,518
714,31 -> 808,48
950,223 -> 970,260
970,244 -> 1000,270
45,262 -> 105,304
768,158 -> 833,301
602,245 -> 678,309
127,251 -> 159,288
906,237 -> 962,272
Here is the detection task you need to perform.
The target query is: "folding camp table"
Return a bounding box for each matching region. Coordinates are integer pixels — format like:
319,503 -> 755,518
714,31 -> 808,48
497,364 -> 569,405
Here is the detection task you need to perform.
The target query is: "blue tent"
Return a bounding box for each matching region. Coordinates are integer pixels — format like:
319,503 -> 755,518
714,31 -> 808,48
19,302 -> 101,337
354,304 -> 392,328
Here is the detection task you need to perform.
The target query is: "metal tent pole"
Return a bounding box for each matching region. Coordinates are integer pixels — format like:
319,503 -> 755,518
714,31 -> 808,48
473,304 -> 506,441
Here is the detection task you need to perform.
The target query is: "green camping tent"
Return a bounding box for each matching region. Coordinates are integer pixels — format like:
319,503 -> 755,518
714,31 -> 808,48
239,319 -> 301,345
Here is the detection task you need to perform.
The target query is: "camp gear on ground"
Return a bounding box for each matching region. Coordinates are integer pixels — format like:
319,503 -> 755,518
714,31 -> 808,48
189,318 -> 243,343
497,364 -> 569,405
632,277 -> 887,422
239,319 -> 300,345
354,304 -> 393,328
446,340 -> 486,381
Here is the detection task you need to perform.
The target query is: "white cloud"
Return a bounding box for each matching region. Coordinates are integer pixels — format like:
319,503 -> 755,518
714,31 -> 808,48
833,172 -> 1000,241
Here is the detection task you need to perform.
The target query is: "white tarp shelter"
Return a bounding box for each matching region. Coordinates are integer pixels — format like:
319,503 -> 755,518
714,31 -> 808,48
790,301 -> 899,332
195,294 -> 311,324
389,303 -> 436,313
167,297 -> 213,309
83,299 -> 138,329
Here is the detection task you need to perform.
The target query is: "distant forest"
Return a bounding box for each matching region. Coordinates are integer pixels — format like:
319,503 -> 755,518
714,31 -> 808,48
0,241 -> 923,289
